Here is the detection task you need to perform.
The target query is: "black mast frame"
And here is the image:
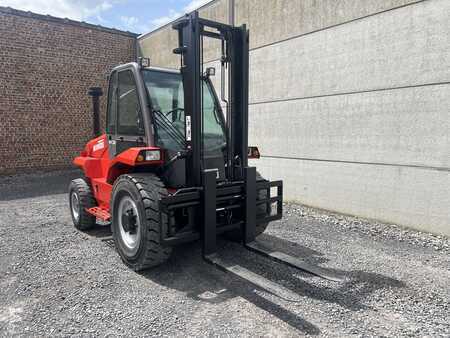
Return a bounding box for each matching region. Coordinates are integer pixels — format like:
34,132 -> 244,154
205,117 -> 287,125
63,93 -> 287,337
173,11 -> 250,185
159,13 -> 343,295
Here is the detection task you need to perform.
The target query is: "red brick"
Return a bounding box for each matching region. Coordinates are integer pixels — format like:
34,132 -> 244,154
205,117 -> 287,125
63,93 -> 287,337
0,7 -> 137,174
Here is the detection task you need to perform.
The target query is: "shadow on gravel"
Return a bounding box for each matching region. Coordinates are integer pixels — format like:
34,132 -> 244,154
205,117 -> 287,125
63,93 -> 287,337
259,233 -> 406,311
137,233 -> 405,335
139,240 -> 321,335
0,170 -> 81,201
85,225 -> 112,239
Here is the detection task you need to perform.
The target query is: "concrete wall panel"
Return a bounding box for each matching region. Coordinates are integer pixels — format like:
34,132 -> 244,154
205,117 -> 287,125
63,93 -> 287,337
137,0 -> 450,236
249,0 -> 450,103
253,157 -> 450,236
199,0 -> 229,23
249,84 -> 450,168
195,0 -> 229,62
236,0 -> 421,49
139,28 -> 179,68
138,0 -> 229,67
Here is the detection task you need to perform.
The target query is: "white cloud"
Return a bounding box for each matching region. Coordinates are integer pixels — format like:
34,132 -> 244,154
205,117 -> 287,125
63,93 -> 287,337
150,0 -> 213,30
0,0 -> 113,21
120,15 -> 138,27
119,15 -> 149,33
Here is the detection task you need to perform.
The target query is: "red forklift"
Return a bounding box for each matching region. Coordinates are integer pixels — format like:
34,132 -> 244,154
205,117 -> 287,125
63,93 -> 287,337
70,12 -> 341,300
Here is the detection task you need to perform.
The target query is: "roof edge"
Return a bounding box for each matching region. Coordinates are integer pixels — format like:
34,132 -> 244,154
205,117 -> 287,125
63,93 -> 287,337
0,6 -> 139,38
138,0 -> 219,40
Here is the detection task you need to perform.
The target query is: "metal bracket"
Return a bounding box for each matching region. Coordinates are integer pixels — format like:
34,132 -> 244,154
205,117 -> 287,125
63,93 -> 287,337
244,167 -> 256,244
203,169 -> 217,257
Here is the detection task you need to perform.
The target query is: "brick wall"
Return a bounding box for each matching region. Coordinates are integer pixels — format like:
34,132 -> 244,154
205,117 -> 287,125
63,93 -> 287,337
0,7 -> 137,174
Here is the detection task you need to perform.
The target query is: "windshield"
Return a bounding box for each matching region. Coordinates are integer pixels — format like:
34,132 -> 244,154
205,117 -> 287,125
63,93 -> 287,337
142,70 -> 226,154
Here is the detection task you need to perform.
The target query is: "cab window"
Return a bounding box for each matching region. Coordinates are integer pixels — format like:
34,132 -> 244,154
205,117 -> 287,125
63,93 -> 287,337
106,72 -> 117,134
117,70 -> 144,135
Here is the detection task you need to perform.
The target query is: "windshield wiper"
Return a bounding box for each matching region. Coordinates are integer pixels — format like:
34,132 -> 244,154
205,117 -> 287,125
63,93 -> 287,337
153,110 -> 186,149
164,107 -> 184,117
213,106 -> 221,124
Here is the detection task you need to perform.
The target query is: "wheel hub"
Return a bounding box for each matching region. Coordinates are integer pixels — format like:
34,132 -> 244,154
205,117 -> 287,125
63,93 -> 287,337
117,195 -> 141,254
70,191 -> 80,222
122,209 -> 137,234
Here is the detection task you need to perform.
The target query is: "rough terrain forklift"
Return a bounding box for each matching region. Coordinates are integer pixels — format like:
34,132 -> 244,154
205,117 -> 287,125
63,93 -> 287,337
69,12 -> 341,299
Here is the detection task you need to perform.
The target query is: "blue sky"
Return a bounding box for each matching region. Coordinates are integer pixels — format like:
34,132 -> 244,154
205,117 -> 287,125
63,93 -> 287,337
0,0 -> 212,34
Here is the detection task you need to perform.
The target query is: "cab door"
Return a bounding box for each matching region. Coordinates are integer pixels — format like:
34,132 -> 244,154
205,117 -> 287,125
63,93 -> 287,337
106,71 -> 118,157
107,68 -> 146,158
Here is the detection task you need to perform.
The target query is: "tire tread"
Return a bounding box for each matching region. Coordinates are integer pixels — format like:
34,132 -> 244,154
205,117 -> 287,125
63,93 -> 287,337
112,173 -> 171,271
69,178 -> 96,231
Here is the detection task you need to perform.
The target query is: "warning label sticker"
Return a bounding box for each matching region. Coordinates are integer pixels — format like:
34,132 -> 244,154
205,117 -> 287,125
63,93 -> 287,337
186,116 -> 192,141
93,140 -> 104,152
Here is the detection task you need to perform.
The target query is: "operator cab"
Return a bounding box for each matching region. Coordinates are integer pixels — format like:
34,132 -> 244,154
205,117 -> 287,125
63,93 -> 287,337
105,62 -> 227,187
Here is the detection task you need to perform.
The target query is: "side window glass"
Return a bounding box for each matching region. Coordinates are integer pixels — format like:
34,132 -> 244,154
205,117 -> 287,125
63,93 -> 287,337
118,70 -> 144,135
106,72 -> 117,134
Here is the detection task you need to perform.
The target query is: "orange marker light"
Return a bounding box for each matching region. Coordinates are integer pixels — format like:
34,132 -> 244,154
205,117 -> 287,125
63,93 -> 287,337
248,146 -> 260,159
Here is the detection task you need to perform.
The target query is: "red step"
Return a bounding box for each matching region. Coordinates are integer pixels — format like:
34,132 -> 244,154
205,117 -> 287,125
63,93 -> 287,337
86,207 -> 111,221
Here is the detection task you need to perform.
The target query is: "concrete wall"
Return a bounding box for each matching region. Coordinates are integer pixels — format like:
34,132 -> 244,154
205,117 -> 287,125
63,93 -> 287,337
138,0 -> 450,236
138,0 -> 229,67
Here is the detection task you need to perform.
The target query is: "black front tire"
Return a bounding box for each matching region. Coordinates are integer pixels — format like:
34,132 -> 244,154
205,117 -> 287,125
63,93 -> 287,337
69,178 -> 96,230
111,174 -> 172,271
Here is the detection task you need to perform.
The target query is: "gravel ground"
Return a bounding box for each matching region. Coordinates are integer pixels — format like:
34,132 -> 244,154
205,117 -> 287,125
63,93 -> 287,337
0,170 -> 449,337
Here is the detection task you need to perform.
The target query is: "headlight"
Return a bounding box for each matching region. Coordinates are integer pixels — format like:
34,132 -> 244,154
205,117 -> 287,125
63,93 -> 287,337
144,150 -> 161,161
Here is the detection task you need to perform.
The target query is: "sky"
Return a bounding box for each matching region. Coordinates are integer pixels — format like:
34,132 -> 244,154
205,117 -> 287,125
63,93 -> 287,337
0,0 -> 213,34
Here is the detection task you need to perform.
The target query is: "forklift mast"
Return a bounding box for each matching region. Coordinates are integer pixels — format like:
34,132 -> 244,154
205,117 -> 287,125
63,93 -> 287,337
164,13 -> 344,294
172,11 -> 249,186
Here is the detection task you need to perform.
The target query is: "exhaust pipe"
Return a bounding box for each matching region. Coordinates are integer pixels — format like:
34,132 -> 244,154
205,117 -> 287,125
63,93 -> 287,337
88,87 -> 103,137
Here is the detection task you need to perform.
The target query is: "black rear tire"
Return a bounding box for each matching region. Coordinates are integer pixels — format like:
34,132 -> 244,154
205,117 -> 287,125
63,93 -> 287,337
69,178 -> 96,230
111,174 -> 172,271
224,171 -> 270,241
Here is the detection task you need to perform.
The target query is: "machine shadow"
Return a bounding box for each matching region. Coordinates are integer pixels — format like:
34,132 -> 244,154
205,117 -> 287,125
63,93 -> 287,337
140,240 -> 321,335
138,233 -> 405,334
85,225 -> 112,239
0,169 -> 82,201
256,233 -> 406,310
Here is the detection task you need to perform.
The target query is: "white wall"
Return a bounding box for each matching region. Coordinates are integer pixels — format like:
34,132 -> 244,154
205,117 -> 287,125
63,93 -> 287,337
138,0 -> 450,236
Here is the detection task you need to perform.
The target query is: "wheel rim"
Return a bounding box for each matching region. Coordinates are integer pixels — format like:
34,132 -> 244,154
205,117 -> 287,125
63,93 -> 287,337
117,195 -> 141,255
71,191 -> 80,222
